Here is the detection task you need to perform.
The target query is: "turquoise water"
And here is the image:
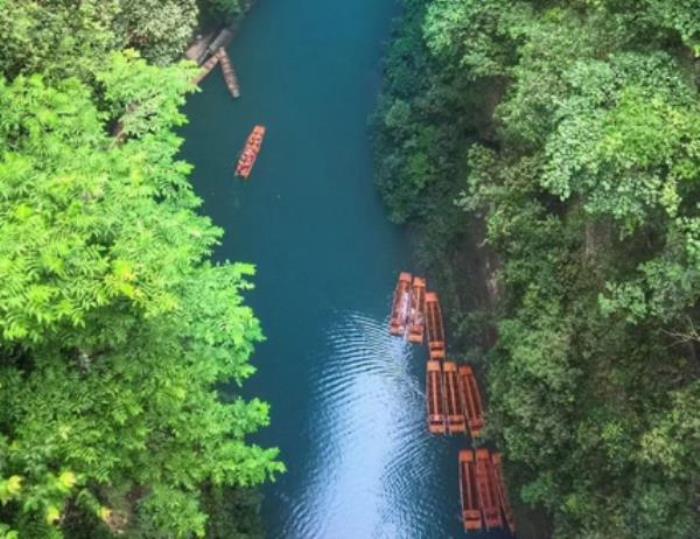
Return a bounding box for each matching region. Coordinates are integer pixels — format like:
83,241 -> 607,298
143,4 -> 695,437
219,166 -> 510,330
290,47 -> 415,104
181,1 -> 511,537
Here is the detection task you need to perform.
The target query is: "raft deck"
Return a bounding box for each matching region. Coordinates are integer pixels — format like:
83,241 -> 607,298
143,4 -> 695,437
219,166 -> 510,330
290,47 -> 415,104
408,277 -> 426,344
459,365 -> 485,438
425,292 -> 445,359
389,272 -> 412,336
476,449 -> 503,530
216,48 -> 241,98
426,360 -> 446,434
459,450 -> 483,532
492,453 -> 516,535
444,361 -> 466,434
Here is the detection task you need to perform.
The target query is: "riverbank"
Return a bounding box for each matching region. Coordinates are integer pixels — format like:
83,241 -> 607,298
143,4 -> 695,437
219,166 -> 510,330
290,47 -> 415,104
372,1 -> 545,537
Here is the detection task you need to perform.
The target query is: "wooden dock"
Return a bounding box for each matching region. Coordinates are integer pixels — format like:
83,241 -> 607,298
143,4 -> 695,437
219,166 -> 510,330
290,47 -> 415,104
216,47 -> 240,98
459,450 -> 483,532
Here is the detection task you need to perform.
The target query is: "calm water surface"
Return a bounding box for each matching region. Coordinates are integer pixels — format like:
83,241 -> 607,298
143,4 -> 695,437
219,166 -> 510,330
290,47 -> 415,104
181,1 -> 510,537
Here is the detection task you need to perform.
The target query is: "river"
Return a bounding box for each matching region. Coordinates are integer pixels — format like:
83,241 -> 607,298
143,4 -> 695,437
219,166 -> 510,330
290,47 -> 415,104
181,0 -> 510,537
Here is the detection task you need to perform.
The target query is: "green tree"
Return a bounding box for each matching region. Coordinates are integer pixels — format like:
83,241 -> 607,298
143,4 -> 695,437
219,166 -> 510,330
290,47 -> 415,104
0,53 -> 283,538
377,0 -> 700,537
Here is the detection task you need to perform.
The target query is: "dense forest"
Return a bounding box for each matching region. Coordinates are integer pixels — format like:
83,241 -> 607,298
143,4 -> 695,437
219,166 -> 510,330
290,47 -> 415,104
375,1 -> 700,538
0,1 -> 283,538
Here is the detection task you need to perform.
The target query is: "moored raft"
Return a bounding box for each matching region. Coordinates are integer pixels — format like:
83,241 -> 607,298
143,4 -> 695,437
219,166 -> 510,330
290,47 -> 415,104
459,365 -> 485,438
475,449 -> 503,530
216,47 -> 241,98
444,361 -> 466,434
491,452 -> 516,535
459,450 -> 482,532
389,272 -> 412,336
425,292 -> 445,359
408,276 -> 426,344
191,52 -> 220,86
426,360 -> 446,434
235,125 -> 266,179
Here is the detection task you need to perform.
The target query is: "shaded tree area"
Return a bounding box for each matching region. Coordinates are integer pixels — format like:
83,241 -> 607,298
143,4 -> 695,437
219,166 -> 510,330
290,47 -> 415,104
375,1 -> 700,537
0,2 -> 282,538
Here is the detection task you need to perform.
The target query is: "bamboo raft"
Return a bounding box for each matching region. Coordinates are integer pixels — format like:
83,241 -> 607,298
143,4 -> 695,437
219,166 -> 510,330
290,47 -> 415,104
459,365 -> 485,438
389,273 -> 412,336
492,453 -> 516,535
216,47 -> 241,98
235,125 -> 266,179
425,292 -> 445,360
426,360 -> 446,434
205,28 -> 234,61
408,277 -> 426,344
475,449 -> 504,530
444,361 -> 466,434
191,53 -> 221,86
459,450 -> 483,532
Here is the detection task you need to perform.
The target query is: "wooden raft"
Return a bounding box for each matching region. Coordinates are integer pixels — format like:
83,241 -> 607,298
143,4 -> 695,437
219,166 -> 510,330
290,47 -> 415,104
475,449 -> 504,530
444,361 -> 466,434
216,48 -> 241,98
191,53 -> 221,86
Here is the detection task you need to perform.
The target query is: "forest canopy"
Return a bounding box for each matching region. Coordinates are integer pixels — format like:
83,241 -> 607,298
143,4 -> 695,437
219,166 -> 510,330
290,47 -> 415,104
375,0 -> 700,537
0,1 -> 281,538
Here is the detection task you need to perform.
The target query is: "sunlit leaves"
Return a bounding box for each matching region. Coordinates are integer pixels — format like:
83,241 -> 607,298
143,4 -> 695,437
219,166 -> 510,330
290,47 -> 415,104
0,44 -> 280,539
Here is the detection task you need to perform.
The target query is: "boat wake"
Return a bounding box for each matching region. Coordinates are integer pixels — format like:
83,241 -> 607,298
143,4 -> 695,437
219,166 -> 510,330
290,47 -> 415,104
278,311 -> 446,538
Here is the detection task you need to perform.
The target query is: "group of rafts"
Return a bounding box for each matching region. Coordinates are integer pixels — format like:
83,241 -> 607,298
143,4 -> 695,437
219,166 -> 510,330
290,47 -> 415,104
189,36 -> 267,180
389,272 -> 516,535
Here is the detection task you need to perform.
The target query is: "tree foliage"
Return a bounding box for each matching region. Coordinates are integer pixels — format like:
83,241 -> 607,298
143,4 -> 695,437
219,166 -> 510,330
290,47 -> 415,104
377,0 -> 700,537
0,4 -> 282,538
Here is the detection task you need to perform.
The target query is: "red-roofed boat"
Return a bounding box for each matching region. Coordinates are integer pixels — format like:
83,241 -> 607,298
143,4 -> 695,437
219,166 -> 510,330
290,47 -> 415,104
235,125 -> 266,179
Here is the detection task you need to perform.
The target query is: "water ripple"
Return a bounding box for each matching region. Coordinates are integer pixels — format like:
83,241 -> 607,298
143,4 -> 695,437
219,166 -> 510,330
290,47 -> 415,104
277,310 -> 454,538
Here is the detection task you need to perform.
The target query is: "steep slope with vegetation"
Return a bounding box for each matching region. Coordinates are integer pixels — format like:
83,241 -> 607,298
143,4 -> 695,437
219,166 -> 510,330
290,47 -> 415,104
375,1 -> 700,537
0,2 -> 281,538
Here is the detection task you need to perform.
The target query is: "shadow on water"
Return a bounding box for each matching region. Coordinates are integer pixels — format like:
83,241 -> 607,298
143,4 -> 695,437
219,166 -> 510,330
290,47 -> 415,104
180,0 -> 513,537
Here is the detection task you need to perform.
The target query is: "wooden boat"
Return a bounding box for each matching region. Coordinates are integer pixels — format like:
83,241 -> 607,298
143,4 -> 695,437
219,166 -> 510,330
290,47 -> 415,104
443,361 -> 466,434
491,452 -> 516,535
426,360 -> 446,434
459,450 -> 483,532
475,449 -> 503,530
389,272 -> 412,336
408,277 -> 426,344
191,52 -> 220,86
235,125 -> 266,179
216,47 -> 241,98
425,292 -> 445,359
458,365 -> 485,438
